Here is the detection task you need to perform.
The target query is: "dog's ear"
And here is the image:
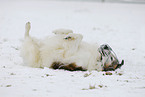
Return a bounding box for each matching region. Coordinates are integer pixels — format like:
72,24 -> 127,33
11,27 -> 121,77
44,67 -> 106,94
25,22 -> 31,38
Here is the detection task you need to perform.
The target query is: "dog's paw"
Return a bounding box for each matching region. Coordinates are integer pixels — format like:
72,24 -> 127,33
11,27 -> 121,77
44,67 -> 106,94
64,36 -> 75,40
52,29 -> 73,35
64,33 -> 83,41
25,22 -> 31,38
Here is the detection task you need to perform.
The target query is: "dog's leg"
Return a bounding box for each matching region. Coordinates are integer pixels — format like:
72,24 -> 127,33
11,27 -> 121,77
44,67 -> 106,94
63,33 -> 83,58
21,22 -> 41,68
25,22 -> 31,38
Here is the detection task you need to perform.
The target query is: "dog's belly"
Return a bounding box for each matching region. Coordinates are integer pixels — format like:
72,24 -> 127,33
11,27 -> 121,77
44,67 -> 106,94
39,39 -> 100,71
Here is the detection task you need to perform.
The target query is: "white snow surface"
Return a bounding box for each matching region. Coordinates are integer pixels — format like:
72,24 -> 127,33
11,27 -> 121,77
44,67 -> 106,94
0,0 -> 145,97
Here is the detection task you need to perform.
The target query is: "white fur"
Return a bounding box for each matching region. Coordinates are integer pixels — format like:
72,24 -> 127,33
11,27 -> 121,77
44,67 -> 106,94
20,22 -> 103,71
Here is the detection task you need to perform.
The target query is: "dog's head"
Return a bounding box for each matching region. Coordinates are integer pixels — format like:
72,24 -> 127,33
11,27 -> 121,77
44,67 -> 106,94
98,44 -> 124,71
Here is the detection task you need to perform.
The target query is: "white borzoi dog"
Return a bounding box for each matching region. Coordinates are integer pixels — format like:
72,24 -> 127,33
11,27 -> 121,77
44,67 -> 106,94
20,22 -> 124,71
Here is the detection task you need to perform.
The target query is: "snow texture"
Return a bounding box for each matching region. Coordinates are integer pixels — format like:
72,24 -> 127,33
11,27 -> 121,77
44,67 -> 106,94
0,0 -> 145,97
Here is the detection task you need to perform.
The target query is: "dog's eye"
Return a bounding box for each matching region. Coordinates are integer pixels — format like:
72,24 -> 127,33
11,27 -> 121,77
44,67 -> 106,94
111,57 -> 113,61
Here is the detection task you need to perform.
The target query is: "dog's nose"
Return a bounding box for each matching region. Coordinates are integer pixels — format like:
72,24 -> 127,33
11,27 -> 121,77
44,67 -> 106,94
104,45 -> 109,49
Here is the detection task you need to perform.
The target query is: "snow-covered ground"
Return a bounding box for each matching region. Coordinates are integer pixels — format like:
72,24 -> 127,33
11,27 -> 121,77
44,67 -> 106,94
0,0 -> 145,97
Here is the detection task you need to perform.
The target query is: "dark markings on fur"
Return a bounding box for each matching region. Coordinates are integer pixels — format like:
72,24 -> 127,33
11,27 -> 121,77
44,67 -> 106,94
51,62 -> 86,71
51,62 -> 63,69
51,60 -> 124,71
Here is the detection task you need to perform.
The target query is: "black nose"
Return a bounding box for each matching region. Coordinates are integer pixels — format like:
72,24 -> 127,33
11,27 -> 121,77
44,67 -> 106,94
104,45 -> 109,49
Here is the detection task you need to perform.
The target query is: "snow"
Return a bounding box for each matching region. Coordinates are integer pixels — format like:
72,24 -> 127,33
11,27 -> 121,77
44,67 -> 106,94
0,0 -> 145,97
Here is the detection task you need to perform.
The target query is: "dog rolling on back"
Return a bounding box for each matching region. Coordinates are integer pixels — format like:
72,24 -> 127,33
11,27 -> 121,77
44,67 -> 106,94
21,22 -> 124,71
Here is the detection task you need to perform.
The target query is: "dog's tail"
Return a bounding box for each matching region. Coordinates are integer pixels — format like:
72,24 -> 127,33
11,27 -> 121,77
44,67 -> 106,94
25,22 -> 31,38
